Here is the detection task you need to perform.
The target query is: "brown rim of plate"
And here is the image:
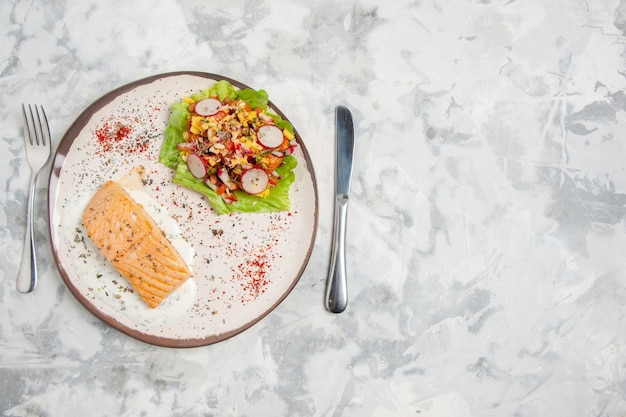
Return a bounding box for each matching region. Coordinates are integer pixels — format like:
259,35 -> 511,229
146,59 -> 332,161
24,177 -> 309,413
47,71 -> 319,348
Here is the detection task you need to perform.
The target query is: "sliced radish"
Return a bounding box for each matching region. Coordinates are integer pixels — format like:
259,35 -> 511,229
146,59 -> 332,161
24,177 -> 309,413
286,142 -> 297,155
258,112 -> 274,123
186,153 -> 207,178
257,125 -> 284,149
217,166 -> 231,184
194,98 -> 221,116
217,166 -> 237,190
204,177 -> 218,191
240,167 -> 270,194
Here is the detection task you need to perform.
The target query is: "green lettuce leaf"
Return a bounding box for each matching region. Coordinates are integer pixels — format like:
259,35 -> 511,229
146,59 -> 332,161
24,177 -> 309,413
190,80 -> 237,102
159,101 -> 189,170
237,88 -> 269,110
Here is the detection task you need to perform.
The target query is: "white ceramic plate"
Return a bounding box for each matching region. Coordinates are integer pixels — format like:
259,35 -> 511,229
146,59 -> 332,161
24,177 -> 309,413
48,72 -> 318,347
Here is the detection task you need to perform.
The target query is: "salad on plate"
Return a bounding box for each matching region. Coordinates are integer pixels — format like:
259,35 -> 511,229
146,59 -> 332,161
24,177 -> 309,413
159,80 -> 298,214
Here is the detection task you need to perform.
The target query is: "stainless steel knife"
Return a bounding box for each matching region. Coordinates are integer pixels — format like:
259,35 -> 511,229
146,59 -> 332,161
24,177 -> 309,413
325,105 -> 354,313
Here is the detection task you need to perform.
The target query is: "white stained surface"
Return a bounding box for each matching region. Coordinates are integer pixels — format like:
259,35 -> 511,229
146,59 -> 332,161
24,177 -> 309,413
2,0 -> 626,416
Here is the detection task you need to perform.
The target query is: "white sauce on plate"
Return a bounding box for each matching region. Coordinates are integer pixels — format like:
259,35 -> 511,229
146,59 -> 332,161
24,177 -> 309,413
62,184 -> 196,328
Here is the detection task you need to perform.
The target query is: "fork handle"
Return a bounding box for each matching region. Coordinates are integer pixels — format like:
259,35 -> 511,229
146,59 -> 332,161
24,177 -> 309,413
17,171 -> 38,293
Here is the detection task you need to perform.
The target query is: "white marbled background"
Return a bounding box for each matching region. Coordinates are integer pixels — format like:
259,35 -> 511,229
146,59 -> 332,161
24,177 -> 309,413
2,0 -> 626,416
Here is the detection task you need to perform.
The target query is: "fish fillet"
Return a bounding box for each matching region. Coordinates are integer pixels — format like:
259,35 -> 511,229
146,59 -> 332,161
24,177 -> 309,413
82,167 -> 191,308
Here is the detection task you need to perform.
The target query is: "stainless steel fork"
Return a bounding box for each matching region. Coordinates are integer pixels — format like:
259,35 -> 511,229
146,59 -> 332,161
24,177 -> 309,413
17,104 -> 52,293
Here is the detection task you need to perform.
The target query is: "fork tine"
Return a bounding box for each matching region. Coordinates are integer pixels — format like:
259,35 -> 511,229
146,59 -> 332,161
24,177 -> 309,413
33,105 -> 44,146
33,105 -> 42,146
21,103 -> 32,146
39,106 -> 51,147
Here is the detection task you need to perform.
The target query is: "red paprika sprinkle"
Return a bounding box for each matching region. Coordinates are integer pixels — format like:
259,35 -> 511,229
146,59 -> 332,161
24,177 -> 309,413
115,124 -> 131,141
92,113 -> 156,156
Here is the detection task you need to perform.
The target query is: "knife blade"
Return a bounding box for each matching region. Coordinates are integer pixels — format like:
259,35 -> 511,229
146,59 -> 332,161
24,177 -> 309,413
325,105 -> 354,313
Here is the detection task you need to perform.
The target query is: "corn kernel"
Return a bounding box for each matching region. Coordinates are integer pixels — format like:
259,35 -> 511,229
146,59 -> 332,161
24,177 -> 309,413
231,157 -> 248,166
237,112 -> 248,127
255,188 -> 270,198
283,128 -> 294,140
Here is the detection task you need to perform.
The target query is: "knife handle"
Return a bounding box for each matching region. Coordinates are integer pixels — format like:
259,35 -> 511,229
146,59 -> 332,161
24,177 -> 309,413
325,196 -> 349,313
